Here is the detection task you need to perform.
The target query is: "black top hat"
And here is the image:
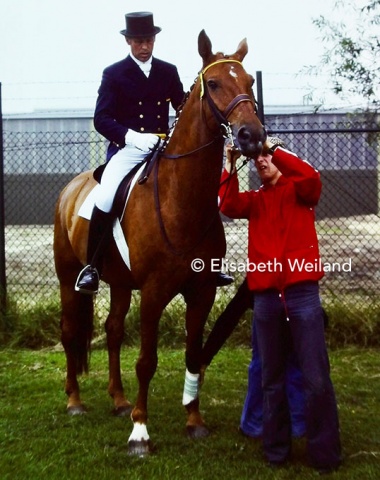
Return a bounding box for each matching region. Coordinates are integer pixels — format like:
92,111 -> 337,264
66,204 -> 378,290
120,11 -> 161,37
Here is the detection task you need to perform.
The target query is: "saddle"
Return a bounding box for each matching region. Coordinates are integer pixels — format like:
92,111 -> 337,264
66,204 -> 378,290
92,147 -> 161,220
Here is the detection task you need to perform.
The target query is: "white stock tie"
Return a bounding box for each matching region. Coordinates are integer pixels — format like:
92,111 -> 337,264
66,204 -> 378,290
139,62 -> 151,77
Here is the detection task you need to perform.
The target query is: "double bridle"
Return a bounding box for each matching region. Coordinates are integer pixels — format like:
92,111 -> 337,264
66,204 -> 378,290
199,59 -> 255,141
161,59 -> 256,159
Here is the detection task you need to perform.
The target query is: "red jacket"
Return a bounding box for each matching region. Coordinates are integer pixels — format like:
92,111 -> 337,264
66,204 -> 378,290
219,148 -> 324,292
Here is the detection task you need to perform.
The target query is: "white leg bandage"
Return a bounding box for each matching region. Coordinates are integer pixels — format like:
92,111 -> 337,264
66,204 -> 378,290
128,422 -> 150,443
182,369 -> 200,405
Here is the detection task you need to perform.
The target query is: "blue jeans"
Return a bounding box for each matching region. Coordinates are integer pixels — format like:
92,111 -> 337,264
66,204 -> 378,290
254,281 -> 341,469
240,320 -> 306,438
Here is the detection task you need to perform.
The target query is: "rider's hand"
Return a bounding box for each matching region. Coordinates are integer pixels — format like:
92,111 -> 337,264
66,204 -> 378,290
224,143 -> 242,173
125,129 -> 159,153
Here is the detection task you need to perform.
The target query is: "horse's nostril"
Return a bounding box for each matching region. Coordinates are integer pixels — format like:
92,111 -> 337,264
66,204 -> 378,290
237,126 -> 266,143
238,127 -> 251,142
236,126 -> 266,159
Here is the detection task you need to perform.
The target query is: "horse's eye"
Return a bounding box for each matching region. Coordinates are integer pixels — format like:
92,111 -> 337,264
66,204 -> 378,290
207,80 -> 218,91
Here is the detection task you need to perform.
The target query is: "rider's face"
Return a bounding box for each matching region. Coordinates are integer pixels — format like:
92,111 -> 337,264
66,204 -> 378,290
126,36 -> 155,62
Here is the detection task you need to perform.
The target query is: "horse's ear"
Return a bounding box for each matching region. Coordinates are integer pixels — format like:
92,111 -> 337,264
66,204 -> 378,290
235,38 -> 248,61
198,29 -> 213,64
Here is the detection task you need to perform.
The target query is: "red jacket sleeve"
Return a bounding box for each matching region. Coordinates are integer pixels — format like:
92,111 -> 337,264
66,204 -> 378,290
271,148 -> 322,206
219,169 -> 252,219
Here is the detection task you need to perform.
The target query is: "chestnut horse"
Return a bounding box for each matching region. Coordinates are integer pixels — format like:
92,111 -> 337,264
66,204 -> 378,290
54,30 -> 266,455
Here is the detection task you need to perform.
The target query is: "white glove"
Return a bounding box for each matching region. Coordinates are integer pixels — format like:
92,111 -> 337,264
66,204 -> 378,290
125,129 -> 159,153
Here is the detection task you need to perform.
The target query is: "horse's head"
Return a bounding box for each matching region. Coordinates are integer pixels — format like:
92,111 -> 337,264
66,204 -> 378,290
197,30 -> 266,159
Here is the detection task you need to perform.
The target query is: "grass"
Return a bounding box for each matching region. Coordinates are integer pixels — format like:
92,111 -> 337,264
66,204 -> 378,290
0,346 -> 379,479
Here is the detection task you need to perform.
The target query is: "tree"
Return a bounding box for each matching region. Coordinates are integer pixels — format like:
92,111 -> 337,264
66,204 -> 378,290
309,0 -> 380,112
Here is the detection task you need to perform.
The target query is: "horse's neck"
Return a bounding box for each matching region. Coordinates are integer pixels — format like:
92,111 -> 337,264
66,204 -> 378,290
163,98 -> 224,198
162,125 -> 224,211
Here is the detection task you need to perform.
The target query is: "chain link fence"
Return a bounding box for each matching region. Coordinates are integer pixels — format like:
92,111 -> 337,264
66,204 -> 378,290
2,114 -> 380,320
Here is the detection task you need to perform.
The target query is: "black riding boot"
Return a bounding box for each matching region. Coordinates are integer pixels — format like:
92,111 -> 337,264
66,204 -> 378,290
75,206 -> 113,295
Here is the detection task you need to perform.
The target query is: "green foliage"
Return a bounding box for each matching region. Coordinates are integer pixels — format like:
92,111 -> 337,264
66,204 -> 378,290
309,0 -> 380,111
1,290 -> 379,350
0,295 -> 61,348
0,347 -> 379,479
324,297 -> 380,348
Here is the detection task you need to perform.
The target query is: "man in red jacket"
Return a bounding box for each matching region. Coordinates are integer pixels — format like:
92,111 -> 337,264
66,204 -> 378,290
219,138 -> 341,474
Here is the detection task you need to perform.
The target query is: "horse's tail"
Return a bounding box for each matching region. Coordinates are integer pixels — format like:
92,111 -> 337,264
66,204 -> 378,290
60,293 -> 94,375
76,294 -> 94,374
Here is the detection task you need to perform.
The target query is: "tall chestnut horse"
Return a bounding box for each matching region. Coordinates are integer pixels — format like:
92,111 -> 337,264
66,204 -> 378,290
54,30 -> 266,455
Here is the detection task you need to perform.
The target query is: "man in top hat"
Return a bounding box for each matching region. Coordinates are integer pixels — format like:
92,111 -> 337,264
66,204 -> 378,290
75,11 -> 185,294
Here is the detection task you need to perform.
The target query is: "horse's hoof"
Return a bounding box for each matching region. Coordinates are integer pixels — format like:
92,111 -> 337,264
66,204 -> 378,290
112,405 -> 133,417
186,424 -> 210,439
128,439 -> 153,457
67,405 -> 87,415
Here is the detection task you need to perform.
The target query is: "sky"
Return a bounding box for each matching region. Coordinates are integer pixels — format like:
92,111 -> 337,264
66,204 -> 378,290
0,0 -> 361,114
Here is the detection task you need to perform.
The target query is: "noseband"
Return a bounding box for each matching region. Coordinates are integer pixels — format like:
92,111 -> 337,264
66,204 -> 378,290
199,59 -> 255,139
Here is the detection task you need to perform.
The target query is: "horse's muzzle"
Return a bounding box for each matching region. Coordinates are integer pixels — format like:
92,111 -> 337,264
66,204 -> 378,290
236,125 -> 267,159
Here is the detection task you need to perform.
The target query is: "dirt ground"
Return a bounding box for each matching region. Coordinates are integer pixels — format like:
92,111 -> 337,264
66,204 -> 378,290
4,214 -> 380,307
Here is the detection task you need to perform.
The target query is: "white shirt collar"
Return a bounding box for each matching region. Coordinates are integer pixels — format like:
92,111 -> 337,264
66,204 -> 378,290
130,53 -> 153,77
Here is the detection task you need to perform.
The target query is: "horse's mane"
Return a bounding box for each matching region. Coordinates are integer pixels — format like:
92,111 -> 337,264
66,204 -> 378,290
160,86 -> 193,153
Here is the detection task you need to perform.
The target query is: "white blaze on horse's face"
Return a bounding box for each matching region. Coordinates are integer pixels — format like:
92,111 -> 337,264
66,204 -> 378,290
229,65 -> 238,79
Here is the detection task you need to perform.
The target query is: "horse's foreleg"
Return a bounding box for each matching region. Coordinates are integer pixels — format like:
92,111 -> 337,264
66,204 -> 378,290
183,283 -> 217,438
60,284 -> 94,415
106,286 -> 133,416
128,290 -> 163,456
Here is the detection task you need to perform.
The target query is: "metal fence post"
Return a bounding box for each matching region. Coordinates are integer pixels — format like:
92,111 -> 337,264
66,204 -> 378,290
255,71 -> 265,124
0,82 -> 6,313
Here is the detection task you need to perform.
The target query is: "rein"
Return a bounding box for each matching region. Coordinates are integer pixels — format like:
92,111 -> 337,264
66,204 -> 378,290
160,137 -> 219,160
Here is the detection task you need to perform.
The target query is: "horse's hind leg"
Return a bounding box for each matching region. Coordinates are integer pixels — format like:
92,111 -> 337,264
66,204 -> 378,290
182,283 -> 217,438
106,286 -> 133,416
60,284 -> 94,414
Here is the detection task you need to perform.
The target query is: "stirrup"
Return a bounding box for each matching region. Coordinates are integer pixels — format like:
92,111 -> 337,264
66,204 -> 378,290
75,265 -> 99,295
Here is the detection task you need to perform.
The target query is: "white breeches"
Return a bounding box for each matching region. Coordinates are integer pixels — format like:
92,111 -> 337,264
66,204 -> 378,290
95,146 -> 147,213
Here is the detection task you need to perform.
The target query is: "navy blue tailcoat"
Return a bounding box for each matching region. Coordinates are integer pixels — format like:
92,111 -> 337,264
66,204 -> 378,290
94,55 -> 185,160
